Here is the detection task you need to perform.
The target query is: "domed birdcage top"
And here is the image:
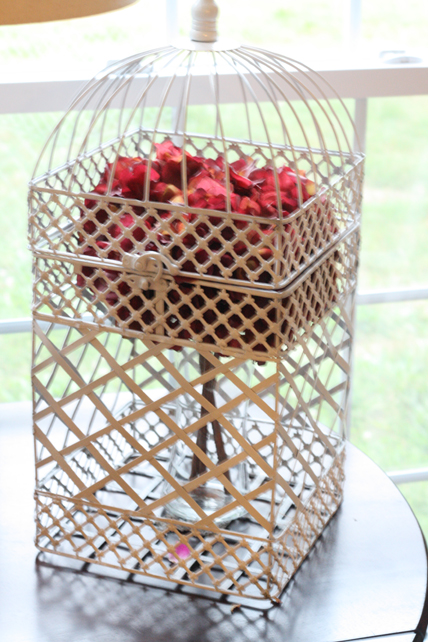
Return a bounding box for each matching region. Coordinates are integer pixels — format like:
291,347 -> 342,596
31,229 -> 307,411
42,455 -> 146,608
29,0 -> 364,299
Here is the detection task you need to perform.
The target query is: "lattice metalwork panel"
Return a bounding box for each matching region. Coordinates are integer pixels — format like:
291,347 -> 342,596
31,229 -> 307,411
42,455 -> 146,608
29,136 -> 363,291
32,228 -> 358,360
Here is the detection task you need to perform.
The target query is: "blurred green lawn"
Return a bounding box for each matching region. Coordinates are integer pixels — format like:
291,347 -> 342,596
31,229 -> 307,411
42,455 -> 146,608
0,2 -> 427,536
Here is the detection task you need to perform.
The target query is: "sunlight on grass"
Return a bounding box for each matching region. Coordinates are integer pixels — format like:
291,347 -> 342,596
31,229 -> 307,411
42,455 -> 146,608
359,96 -> 428,291
352,300 -> 428,471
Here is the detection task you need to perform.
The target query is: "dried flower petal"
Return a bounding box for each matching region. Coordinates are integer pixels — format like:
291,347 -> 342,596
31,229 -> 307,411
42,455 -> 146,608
77,141 -> 332,348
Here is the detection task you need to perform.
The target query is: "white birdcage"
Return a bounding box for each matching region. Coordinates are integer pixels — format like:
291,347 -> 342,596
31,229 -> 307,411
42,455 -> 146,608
29,0 -> 363,603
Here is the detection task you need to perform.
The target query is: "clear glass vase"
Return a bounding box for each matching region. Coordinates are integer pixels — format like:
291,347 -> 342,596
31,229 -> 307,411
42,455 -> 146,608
162,351 -> 253,528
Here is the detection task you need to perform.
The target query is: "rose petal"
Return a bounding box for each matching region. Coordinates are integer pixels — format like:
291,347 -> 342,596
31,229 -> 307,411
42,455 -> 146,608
121,162 -> 160,200
238,196 -> 261,217
160,160 -> 182,188
189,174 -> 227,197
230,168 -> 253,195
155,140 -> 182,163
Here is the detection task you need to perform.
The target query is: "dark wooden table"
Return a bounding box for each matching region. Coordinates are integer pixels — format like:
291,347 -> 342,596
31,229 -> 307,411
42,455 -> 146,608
1,401 -> 427,642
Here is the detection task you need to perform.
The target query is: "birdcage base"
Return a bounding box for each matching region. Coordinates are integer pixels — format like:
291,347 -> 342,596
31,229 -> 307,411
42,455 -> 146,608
35,443 -> 345,603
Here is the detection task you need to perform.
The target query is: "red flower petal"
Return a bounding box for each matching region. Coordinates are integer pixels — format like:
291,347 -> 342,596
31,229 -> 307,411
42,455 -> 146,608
207,194 -> 227,211
120,238 -> 134,252
246,229 -> 261,245
151,182 -> 182,203
230,168 -> 253,195
120,213 -> 135,228
83,219 -> 96,235
195,249 -> 209,264
189,174 -> 227,197
188,189 -> 208,209
233,241 -> 247,256
155,140 -> 182,163
204,157 -> 225,181
160,159 -> 182,188
230,158 -> 247,173
108,223 -> 121,239
238,196 -> 261,217
121,161 -> 160,200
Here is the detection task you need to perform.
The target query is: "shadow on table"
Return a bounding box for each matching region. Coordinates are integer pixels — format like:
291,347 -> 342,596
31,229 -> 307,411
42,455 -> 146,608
34,520 -> 340,642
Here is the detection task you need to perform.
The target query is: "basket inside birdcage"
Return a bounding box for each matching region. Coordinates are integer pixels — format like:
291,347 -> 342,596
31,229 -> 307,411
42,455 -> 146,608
29,0 -> 363,605
32,224 -> 359,359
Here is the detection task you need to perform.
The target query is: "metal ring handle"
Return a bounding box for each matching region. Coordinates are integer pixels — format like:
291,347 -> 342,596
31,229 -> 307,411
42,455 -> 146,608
122,251 -> 179,289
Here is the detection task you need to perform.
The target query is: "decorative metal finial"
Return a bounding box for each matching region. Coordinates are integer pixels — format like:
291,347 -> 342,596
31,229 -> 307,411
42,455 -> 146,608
190,0 -> 219,43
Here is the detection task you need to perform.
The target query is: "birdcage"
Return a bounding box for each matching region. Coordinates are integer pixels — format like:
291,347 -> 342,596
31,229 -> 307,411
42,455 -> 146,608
29,0 -> 363,603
